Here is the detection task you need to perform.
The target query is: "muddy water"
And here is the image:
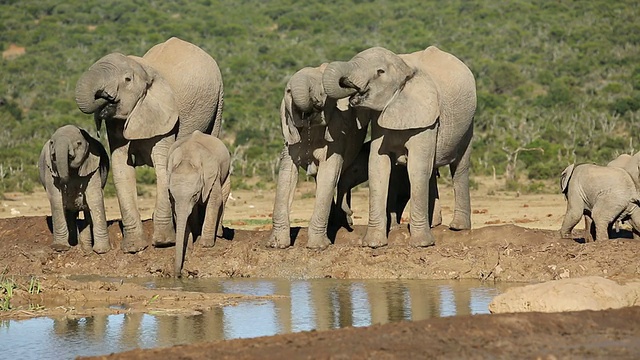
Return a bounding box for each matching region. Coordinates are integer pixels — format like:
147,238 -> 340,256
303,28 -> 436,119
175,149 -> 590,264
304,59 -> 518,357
0,278 -> 514,359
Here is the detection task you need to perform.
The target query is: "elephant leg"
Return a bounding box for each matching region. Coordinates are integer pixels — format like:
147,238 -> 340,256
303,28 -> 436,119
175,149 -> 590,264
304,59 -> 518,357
627,210 -> 640,240
79,211 -> 93,253
406,134 -> 437,248
430,173 -> 443,227
269,146 -> 298,248
583,216 -> 595,243
151,137 -> 176,247
217,176 -> 231,239
387,166 -> 401,230
560,191 -> 584,239
48,189 -> 71,251
448,144 -> 472,230
591,202 -> 624,241
201,183 -> 223,248
336,179 -> 353,227
307,153 -> 344,249
362,136 -> 391,248
85,176 -> 110,254
111,145 -> 147,253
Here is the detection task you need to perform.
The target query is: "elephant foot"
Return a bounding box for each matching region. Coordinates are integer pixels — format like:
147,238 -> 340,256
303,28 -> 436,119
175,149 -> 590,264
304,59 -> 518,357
362,228 -> 388,248
200,236 -> 216,248
449,214 -> 471,231
121,230 -> 148,254
409,229 -> 436,247
307,233 -> 331,250
152,224 -> 176,248
50,242 -> 71,252
431,213 -> 443,228
268,229 -> 291,249
93,241 -> 111,254
389,220 -> 403,231
560,231 -> 573,239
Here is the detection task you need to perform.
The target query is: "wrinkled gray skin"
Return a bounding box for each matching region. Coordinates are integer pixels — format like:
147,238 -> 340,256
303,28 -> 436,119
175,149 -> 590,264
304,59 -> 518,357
75,37 -> 224,253
560,161 -> 640,242
269,65 -> 370,249
167,131 -> 230,277
323,46 -> 476,248
336,140 -> 442,229
38,125 -> 110,253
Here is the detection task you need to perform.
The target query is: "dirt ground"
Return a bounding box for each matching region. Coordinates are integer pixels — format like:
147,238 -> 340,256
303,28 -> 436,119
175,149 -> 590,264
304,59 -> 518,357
2,177 -> 640,359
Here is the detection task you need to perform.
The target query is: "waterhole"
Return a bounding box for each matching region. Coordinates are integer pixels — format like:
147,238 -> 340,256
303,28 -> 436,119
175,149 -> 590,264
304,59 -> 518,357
0,278 -> 514,359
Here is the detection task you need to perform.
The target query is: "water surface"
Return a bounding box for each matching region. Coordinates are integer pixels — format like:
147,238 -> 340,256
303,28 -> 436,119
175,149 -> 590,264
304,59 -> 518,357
0,278 -> 513,359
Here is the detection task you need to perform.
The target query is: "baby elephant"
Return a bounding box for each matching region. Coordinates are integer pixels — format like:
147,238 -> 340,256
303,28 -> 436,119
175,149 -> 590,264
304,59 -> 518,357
38,125 -> 110,253
560,161 -> 640,242
167,130 -> 231,277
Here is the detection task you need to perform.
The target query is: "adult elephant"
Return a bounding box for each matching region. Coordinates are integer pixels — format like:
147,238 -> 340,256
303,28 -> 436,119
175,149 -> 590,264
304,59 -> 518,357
75,37 -> 224,253
323,46 -> 476,248
269,64 -> 369,249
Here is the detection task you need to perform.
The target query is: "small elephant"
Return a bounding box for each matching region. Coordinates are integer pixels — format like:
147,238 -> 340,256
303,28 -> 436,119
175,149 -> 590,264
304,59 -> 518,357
38,125 -> 110,253
75,37 -> 224,253
336,140 -> 443,229
560,161 -> 640,242
269,64 -> 370,249
323,46 -> 476,248
167,130 -> 231,277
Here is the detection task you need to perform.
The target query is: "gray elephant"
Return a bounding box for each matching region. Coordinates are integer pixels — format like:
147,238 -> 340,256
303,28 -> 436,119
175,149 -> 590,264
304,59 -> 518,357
336,140 -> 443,229
167,130 -> 231,277
560,161 -> 640,242
323,46 -> 476,248
269,64 -> 370,249
75,37 -> 224,253
38,125 -> 110,253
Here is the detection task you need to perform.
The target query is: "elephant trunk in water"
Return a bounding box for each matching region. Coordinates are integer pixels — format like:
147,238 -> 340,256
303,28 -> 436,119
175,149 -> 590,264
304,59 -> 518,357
322,62 -> 359,100
75,64 -> 111,114
55,139 -> 70,184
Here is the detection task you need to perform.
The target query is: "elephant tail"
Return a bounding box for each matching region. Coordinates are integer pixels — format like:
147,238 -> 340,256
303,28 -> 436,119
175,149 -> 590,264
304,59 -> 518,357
211,88 -> 224,138
560,163 -> 576,197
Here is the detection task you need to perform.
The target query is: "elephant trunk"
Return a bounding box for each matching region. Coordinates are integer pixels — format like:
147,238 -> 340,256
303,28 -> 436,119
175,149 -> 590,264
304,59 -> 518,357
289,70 -> 316,112
174,205 -> 192,278
75,66 -> 111,114
54,140 -> 70,184
322,62 -> 358,100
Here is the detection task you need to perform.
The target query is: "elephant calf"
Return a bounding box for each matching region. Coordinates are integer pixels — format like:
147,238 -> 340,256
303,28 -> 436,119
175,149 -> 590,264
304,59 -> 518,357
39,125 -> 110,253
560,161 -> 640,242
336,140 -> 443,229
167,130 -> 231,277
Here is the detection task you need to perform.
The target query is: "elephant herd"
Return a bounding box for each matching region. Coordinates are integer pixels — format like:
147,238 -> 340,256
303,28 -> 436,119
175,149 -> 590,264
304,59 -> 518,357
38,37 -> 476,276
38,37 -> 632,278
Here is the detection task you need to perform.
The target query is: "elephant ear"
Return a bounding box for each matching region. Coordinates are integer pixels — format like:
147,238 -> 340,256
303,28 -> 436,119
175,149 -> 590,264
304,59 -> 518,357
78,129 -> 110,188
43,140 -> 58,178
281,97 -> 301,145
560,163 -> 575,195
124,56 -> 179,140
378,71 -> 440,131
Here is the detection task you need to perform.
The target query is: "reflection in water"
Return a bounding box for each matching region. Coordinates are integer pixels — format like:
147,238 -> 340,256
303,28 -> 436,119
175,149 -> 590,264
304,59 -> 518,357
0,279 -> 512,359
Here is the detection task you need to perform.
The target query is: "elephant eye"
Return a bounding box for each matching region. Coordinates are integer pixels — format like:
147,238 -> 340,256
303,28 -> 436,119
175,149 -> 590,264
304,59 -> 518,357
377,69 -> 385,76
124,76 -> 132,82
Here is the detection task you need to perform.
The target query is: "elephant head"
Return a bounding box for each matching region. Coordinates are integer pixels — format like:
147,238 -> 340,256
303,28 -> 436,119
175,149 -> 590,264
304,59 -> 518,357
281,64 -> 331,144
75,53 -> 179,140
46,125 -> 108,186
323,47 -> 440,131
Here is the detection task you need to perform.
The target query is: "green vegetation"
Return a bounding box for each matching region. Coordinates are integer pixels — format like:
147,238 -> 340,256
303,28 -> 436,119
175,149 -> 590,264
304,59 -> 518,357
1,0 -> 639,195
0,272 -> 16,311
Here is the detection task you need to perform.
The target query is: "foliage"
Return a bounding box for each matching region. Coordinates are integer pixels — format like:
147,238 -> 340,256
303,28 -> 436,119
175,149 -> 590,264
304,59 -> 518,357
0,0 -> 639,193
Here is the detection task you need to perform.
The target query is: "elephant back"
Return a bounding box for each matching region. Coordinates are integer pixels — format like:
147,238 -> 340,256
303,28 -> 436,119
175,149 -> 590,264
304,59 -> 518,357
143,37 -> 223,137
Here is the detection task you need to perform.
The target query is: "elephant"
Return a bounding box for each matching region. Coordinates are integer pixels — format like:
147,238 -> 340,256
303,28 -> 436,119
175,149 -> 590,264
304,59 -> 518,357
323,46 -> 476,248
269,64 -> 370,249
559,161 -> 640,242
335,140 -> 443,229
38,125 -> 110,253
167,130 -> 231,277
75,37 -> 224,253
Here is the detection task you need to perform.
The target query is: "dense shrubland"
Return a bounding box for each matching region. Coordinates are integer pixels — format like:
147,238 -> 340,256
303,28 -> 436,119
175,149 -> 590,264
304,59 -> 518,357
0,0 -> 638,194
